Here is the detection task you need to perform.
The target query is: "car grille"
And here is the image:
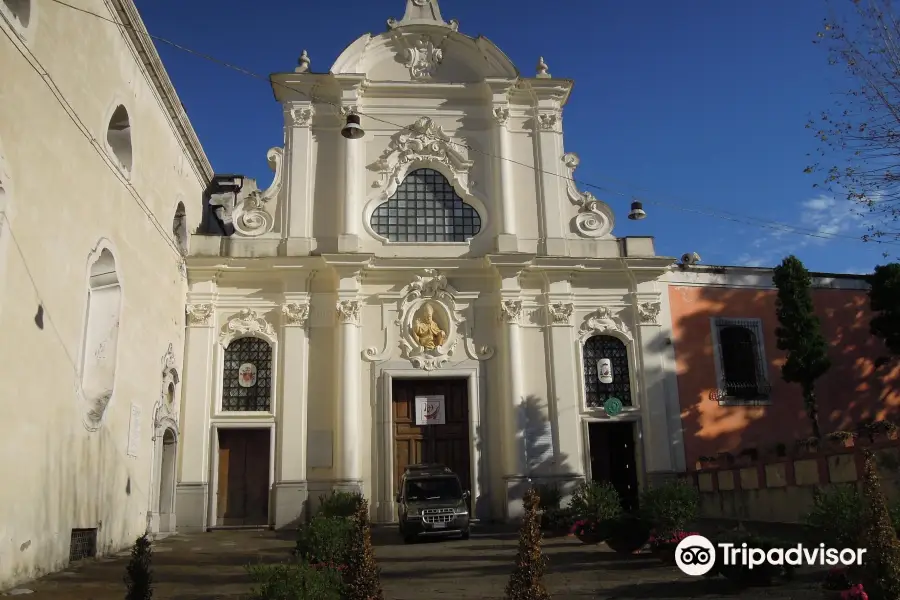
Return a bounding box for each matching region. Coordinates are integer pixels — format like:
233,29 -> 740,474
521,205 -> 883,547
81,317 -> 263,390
422,508 -> 455,524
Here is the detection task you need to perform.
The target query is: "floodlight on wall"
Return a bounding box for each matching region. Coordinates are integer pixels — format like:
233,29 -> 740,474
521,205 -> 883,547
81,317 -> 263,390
627,200 -> 646,221
341,113 -> 365,139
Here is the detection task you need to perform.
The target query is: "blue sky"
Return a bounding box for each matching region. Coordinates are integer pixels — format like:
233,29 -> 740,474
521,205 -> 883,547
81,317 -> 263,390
130,0 -> 893,274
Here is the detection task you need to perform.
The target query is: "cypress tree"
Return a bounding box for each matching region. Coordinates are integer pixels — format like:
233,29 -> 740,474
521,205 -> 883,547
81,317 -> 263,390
773,255 -> 831,439
505,487 -> 550,600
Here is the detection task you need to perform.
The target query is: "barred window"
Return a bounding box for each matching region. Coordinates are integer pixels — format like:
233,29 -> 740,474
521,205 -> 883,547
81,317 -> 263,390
221,337 -> 272,412
370,168 -> 482,242
713,318 -> 770,404
582,335 -> 632,408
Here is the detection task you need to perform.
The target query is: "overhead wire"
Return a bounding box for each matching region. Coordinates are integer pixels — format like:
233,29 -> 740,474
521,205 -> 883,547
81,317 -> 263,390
40,0 -> 900,248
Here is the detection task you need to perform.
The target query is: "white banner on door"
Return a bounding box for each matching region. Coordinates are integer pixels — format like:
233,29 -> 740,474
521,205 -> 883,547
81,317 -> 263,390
415,395 -> 446,426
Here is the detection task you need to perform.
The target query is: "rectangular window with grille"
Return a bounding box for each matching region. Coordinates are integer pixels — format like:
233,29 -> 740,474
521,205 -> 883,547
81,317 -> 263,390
221,337 -> 273,412
69,528 -> 97,562
711,317 -> 771,406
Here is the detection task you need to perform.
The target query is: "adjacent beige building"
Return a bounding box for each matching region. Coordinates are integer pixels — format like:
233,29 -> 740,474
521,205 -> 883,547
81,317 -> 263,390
179,0 -> 687,531
0,0 -> 210,589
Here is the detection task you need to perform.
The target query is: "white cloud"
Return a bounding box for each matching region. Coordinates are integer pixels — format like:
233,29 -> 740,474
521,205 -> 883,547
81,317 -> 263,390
728,195 -> 872,267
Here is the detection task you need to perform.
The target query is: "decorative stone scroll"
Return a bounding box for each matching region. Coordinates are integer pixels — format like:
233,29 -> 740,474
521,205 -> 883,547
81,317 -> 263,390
231,147 -> 284,237
154,344 -> 180,440
370,117 -> 475,197
578,306 -> 632,342
288,106 -> 314,127
220,309 -> 277,347
561,152 -> 614,239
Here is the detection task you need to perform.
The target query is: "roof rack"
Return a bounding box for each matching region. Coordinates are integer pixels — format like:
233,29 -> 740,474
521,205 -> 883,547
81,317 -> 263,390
403,463 -> 452,474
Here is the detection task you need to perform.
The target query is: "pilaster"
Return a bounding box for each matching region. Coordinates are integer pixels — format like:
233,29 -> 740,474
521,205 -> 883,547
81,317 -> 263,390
284,103 -> 315,255
335,76 -> 367,253
274,294 -> 311,528
176,285 -> 217,531
542,275 -> 584,478
487,79 -> 518,253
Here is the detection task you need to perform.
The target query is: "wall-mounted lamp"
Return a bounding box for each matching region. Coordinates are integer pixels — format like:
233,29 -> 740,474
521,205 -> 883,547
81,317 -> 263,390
341,113 -> 365,140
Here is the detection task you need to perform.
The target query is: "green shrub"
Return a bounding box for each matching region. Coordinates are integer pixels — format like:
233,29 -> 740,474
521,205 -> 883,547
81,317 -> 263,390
859,450 -> 900,600
639,480 -> 699,536
569,481 -> 622,525
295,516 -> 354,565
805,484 -> 863,548
246,561 -> 343,600
124,532 -> 153,600
533,484 -> 562,510
318,490 -> 363,518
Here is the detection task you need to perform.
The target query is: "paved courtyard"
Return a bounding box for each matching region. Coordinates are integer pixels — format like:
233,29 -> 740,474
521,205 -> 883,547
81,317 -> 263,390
5,527 -> 826,599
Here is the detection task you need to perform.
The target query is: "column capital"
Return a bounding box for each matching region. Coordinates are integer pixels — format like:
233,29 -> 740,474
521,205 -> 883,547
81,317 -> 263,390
499,298 -> 523,325
546,301 -> 574,327
281,302 -> 311,328
185,303 -> 215,327
336,299 -> 362,326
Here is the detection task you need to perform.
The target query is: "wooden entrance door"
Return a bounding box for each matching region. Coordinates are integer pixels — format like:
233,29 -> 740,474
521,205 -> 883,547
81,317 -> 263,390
216,428 -> 270,526
393,378 -> 471,500
588,421 -> 639,512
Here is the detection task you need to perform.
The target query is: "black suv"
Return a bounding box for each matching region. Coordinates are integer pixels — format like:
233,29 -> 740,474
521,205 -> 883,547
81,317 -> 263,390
396,464 -> 470,543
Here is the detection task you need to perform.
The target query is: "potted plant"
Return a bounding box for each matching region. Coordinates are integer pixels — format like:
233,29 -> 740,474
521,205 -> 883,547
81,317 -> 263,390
604,513 -> 651,555
827,431 -> 857,449
540,506 -> 573,538
737,448 -> 758,466
796,437 -> 819,455
567,481 -> 622,544
871,420 -> 899,442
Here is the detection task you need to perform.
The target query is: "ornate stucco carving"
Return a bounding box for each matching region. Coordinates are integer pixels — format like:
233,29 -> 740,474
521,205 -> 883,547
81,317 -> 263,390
289,105 -> 314,127
500,299 -> 524,325
232,147 -> 284,238
282,302 -> 310,328
387,0 -> 459,31
336,300 -> 362,326
547,302 -> 574,326
220,308 -> 277,347
492,106 -> 510,126
637,301 -> 661,325
578,307 -> 633,342
154,343 -> 180,439
387,269 -> 493,371
186,304 -> 213,326
561,152 -> 615,239
370,117 -> 474,196
402,35 -> 443,79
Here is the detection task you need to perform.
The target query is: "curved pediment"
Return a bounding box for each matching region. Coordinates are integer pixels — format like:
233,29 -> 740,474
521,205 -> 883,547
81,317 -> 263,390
330,29 -> 517,83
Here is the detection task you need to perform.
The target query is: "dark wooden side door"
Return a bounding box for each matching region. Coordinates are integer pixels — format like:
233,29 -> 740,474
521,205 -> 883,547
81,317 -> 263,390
216,428 -> 270,526
393,378 -> 471,502
588,421 -> 639,512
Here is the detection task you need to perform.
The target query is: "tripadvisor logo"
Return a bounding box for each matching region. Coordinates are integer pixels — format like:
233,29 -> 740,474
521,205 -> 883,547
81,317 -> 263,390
674,535 -> 867,577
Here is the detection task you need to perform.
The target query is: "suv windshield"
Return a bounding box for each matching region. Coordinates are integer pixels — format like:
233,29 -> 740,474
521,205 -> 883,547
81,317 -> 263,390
404,476 -> 462,501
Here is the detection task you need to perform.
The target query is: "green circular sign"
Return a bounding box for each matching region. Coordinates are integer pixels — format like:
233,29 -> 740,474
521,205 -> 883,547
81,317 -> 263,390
603,397 -> 623,416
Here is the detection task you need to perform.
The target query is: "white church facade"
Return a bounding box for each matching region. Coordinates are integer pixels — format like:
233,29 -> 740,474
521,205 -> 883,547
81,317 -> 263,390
177,0 -> 687,530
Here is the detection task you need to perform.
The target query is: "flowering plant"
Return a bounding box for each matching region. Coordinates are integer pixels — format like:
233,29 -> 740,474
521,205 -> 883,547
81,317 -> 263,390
648,530 -> 698,550
570,519 -> 603,537
841,584 -> 868,599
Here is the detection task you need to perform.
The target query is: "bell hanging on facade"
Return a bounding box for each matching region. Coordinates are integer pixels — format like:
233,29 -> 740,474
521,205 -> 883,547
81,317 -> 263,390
627,200 -> 646,221
341,113 -> 365,140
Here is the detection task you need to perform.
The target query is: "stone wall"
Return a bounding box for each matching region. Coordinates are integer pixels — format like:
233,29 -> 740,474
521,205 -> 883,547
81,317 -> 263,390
687,439 -> 900,524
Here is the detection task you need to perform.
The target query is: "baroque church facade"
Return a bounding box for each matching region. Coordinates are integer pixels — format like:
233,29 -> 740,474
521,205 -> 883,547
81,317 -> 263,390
179,0 -> 686,530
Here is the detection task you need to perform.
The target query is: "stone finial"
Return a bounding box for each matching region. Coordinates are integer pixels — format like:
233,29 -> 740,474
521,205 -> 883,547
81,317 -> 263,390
536,56 -> 550,78
295,50 -> 311,74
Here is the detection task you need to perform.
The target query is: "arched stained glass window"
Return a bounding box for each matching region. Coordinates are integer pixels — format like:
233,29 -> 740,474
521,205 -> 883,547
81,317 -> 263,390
370,168 -> 482,242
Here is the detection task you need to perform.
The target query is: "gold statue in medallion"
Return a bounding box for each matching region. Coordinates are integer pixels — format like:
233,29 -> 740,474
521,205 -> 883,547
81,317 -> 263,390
413,302 -> 446,350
